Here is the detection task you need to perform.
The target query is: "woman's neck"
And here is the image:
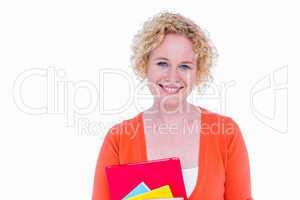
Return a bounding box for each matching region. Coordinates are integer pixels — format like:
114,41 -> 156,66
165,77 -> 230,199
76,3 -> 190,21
145,101 -> 200,124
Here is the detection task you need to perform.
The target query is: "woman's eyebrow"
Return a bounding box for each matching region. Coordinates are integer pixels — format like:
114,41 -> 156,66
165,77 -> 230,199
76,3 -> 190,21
155,57 -> 169,61
155,57 -> 194,64
181,61 -> 194,64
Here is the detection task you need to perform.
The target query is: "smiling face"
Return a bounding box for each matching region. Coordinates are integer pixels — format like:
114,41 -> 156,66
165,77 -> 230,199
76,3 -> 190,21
146,33 -> 198,110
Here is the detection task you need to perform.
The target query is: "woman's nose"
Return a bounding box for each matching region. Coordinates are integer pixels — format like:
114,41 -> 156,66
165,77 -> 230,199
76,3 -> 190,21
166,66 -> 180,82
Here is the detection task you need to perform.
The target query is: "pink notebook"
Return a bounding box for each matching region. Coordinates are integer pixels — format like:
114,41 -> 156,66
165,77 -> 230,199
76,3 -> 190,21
105,157 -> 188,200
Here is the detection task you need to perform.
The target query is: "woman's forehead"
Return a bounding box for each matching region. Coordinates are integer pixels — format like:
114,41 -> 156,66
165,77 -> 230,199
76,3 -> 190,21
151,34 -> 196,59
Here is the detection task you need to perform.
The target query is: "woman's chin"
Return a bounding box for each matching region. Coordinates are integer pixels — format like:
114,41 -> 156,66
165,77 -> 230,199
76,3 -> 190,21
159,96 -> 184,111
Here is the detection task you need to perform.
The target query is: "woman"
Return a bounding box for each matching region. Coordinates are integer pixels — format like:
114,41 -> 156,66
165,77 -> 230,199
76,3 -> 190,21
92,11 -> 253,200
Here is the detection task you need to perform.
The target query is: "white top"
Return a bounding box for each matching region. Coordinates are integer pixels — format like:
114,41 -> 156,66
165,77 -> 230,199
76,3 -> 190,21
182,107 -> 201,198
182,167 -> 198,198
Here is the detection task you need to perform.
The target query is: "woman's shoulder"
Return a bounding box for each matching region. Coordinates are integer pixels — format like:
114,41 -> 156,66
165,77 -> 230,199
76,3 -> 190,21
199,107 -> 247,160
199,106 -> 242,137
103,112 -> 143,141
200,107 -> 236,123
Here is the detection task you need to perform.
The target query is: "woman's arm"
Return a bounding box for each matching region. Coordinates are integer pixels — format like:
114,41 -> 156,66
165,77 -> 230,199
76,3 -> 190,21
224,118 -> 253,200
92,128 -> 120,200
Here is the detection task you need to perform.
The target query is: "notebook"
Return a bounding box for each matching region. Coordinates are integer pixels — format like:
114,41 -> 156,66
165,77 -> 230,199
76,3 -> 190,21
126,185 -> 173,200
122,182 -> 150,200
105,157 -> 188,200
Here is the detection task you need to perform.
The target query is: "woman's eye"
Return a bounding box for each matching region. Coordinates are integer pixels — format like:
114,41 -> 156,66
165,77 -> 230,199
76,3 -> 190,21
157,62 -> 168,67
179,64 -> 191,70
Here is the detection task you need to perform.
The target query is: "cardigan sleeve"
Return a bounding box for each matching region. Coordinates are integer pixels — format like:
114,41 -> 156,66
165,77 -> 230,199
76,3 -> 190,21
92,127 -> 120,200
224,118 -> 253,200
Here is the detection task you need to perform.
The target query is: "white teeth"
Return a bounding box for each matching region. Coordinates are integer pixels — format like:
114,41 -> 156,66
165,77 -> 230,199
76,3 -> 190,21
162,86 -> 181,94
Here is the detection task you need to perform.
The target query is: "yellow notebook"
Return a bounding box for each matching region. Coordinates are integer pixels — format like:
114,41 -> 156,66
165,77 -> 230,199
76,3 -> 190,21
126,185 -> 173,200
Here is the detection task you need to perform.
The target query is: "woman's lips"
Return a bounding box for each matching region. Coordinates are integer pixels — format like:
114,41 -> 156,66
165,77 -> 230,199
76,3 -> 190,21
158,84 -> 184,94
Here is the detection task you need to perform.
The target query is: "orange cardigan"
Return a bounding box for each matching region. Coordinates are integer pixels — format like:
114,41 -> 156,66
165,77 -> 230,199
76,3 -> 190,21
92,107 -> 253,200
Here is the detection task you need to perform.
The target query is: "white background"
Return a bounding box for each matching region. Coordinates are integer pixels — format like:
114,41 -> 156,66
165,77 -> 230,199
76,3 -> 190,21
0,0 -> 298,199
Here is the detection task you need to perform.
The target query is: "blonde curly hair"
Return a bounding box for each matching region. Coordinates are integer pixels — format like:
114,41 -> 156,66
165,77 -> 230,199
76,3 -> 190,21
130,11 -> 217,87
